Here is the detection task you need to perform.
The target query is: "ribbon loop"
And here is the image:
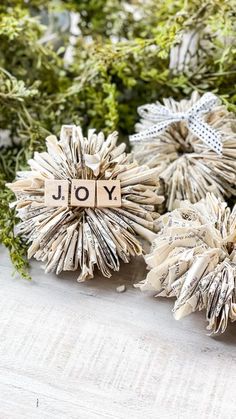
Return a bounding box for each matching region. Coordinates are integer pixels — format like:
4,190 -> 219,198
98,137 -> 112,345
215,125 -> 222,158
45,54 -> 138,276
130,93 -> 222,155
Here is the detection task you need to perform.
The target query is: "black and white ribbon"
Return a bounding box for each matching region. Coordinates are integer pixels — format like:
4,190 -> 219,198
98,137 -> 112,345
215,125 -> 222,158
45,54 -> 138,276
130,92 -> 223,155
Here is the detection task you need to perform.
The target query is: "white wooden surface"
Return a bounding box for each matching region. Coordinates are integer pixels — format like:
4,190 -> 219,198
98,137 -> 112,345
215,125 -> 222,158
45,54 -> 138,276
0,245 -> 236,419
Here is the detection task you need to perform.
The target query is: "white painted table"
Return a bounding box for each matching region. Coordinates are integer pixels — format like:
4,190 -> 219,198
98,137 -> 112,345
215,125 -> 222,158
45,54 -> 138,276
0,246 -> 236,419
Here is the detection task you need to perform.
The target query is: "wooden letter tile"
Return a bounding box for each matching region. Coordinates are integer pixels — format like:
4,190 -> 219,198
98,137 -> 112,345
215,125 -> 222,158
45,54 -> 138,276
96,180 -> 121,207
44,180 -> 69,207
71,180 -> 96,207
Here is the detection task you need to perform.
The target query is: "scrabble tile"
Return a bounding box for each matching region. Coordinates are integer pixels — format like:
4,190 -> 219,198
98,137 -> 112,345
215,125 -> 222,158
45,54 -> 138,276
71,179 -> 96,207
44,180 -> 69,207
96,180 -> 121,207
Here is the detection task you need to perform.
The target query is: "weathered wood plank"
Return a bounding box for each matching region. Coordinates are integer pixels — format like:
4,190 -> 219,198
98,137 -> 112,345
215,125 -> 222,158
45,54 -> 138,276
0,246 -> 236,418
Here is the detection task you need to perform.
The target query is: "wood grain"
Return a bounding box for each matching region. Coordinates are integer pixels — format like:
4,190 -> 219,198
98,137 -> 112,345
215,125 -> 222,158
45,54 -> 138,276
44,180 -> 69,207
97,180 -> 121,207
0,245 -> 236,419
71,180 -> 96,207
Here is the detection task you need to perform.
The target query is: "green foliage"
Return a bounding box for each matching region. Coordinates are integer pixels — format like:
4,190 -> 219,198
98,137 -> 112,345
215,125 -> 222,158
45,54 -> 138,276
1,0 -> 236,277
0,147 -> 30,279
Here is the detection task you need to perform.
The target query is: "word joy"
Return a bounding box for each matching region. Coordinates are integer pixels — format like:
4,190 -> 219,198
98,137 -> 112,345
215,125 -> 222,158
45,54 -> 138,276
44,179 -> 121,208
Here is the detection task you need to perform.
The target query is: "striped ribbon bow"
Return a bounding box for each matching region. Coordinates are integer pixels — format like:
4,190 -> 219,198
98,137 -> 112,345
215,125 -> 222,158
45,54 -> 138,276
129,92 -> 222,155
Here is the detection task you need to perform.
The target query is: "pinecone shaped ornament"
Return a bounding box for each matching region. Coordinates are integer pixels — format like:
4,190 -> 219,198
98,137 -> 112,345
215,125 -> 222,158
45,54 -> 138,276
8,125 -> 164,281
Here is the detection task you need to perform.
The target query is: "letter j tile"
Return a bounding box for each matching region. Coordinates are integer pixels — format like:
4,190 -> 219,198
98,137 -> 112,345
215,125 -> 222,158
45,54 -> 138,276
44,179 -> 69,207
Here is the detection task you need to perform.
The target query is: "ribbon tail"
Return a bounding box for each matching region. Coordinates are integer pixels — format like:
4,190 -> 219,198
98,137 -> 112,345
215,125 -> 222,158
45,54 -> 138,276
189,116 -> 222,155
189,92 -> 221,115
129,118 -> 181,143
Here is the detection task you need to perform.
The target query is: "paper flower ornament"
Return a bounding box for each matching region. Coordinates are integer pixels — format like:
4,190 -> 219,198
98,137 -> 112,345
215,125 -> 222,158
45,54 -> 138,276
8,125 -> 164,281
138,193 -> 236,334
130,92 -> 236,211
